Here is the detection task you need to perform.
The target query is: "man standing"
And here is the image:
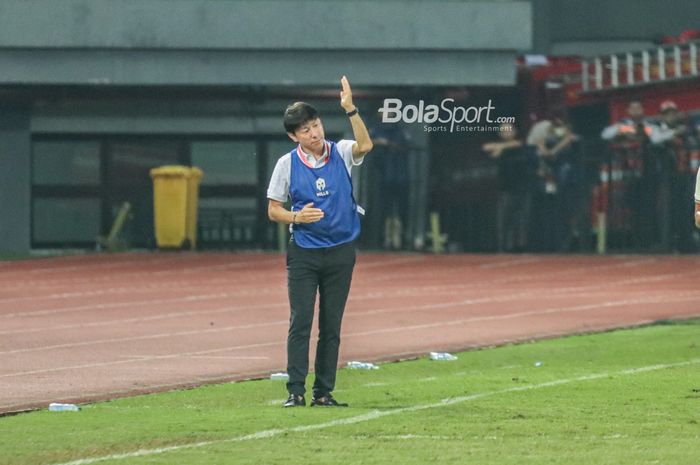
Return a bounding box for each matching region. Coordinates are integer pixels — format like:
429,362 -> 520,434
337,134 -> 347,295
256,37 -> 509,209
601,100 -> 663,249
267,76 -> 373,408
483,123 -> 537,252
695,166 -> 700,229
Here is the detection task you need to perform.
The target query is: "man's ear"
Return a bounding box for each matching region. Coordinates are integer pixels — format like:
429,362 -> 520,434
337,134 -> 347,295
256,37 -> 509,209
287,132 -> 299,143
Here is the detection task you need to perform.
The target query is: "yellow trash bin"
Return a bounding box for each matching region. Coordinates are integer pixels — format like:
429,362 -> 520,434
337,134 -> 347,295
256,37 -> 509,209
150,166 -> 203,250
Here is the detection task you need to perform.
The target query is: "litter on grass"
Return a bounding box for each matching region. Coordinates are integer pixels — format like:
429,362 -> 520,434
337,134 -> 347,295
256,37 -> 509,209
346,361 -> 379,370
429,352 -> 458,361
48,403 -> 80,412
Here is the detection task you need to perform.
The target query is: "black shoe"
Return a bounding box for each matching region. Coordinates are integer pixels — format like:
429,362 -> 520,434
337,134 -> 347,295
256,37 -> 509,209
310,394 -> 348,407
283,394 -> 306,407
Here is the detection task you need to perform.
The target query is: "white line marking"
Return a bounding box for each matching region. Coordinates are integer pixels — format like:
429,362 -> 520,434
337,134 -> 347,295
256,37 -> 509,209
348,294 -> 700,338
0,303 -> 286,338
0,254 -> 186,276
0,293 -> 252,319
0,256 -> 282,292
1,267 -> 690,338
0,257 -> 423,308
476,256 -> 545,269
367,256 -> 660,283
0,255 -> 662,312
0,255 -> 416,295
0,258 -> 425,317
49,357 -> 700,465
0,283 -> 691,355
0,283 -> 276,305
355,256 -> 426,269
3,293 -> 698,377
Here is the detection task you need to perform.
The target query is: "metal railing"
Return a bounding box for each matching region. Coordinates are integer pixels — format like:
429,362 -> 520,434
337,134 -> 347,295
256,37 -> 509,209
581,40 -> 700,92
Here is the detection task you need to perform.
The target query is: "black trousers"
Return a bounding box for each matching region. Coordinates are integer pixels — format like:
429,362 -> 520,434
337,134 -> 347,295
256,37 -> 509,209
286,239 -> 356,397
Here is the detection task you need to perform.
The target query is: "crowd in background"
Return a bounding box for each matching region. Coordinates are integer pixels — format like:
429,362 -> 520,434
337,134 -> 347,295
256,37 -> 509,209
600,99 -> 699,252
482,115 -> 585,253
482,100 -> 700,254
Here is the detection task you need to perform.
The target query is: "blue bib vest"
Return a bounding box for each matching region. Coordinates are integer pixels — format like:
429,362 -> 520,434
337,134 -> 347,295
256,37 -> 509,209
290,141 -> 361,248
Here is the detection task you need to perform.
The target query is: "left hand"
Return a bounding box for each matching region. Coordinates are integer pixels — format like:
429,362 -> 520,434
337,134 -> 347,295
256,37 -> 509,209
340,76 -> 355,112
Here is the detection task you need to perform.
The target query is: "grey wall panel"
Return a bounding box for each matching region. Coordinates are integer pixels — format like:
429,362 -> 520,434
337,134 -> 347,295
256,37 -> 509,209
0,49 -> 517,86
31,114 -> 355,136
548,0 -> 700,42
0,104 -> 31,253
0,0 -> 531,51
532,0 -> 700,55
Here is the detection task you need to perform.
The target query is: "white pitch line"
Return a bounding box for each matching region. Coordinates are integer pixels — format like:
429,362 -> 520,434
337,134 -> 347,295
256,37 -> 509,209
49,358 -> 700,465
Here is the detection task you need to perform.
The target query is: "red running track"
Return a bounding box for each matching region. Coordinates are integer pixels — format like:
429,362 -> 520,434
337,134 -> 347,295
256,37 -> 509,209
1,252 -> 699,414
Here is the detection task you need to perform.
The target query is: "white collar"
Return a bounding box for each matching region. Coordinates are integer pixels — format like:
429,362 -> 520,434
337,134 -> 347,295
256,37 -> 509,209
296,141 -> 331,168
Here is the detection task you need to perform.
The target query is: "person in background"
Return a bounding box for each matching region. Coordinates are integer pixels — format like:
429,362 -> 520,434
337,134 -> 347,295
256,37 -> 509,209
368,122 -> 411,250
601,100 -> 659,143
483,123 -> 537,252
695,162 -> 700,229
653,100 -> 699,252
601,100 -> 663,250
529,114 -> 582,251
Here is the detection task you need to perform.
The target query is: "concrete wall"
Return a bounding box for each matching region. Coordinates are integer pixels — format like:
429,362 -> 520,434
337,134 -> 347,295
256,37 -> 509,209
0,0 -> 530,50
533,0 -> 700,56
0,105 -> 31,253
0,0 -> 532,86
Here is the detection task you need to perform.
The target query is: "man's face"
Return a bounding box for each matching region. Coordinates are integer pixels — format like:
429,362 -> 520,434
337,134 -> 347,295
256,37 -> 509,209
288,118 -> 325,152
627,102 -> 644,121
662,109 -> 680,126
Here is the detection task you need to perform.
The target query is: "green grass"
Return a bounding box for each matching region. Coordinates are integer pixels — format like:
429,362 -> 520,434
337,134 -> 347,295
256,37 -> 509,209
2,320 -> 699,465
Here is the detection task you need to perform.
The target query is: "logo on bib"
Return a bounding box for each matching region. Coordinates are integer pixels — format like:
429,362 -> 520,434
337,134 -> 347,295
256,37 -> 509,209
315,177 -> 329,197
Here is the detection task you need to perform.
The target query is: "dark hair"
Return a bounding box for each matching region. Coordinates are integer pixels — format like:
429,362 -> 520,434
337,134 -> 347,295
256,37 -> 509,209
283,102 -> 319,134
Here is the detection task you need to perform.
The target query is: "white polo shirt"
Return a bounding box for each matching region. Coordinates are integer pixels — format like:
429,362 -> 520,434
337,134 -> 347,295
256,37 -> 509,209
267,139 -> 362,202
